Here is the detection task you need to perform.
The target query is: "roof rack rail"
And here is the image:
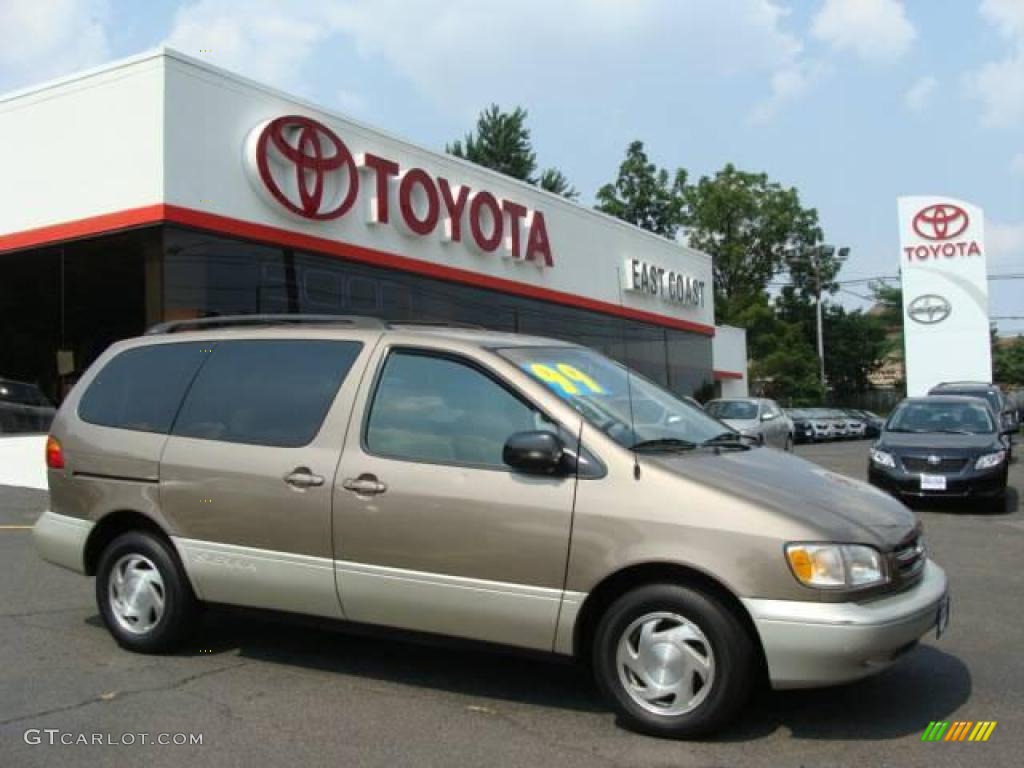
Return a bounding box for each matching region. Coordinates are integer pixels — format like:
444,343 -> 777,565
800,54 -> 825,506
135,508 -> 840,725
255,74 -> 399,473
144,314 -> 388,335
388,320 -> 487,331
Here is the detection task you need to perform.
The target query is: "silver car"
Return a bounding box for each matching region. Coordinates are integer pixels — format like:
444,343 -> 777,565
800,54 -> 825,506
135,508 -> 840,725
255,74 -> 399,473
705,398 -> 794,451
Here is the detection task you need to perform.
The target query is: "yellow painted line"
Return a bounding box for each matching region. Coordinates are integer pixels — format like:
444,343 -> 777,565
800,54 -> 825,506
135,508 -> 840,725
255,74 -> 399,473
0,525 -> 33,530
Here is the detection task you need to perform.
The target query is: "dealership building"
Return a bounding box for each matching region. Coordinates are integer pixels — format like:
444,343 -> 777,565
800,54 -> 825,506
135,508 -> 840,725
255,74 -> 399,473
0,49 -> 746,407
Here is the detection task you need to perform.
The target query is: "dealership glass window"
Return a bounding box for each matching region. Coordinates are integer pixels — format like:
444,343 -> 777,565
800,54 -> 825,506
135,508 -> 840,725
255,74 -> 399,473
172,339 -> 362,447
159,226 -> 714,399
0,228 -> 153,412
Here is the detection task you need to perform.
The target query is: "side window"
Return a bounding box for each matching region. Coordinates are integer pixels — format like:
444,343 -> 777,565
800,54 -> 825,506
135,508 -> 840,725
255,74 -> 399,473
79,343 -> 209,434
173,340 -> 361,447
365,351 -> 545,468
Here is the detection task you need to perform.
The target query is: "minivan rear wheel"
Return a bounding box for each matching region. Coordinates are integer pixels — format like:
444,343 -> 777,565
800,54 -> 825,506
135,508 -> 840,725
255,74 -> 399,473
96,531 -> 198,653
592,583 -> 754,738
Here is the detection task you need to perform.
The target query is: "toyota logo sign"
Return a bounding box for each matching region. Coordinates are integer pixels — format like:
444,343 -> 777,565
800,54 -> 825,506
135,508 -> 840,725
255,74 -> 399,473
907,294 -> 952,325
251,115 -> 358,220
912,204 -> 969,241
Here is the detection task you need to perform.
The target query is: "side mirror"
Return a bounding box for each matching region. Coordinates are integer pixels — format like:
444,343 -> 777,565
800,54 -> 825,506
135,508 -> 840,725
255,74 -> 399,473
503,431 -> 565,475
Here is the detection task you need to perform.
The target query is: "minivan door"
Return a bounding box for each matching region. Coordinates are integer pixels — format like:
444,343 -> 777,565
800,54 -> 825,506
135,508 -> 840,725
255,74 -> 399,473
331,345 -> 579,651
159,338 -> 369,619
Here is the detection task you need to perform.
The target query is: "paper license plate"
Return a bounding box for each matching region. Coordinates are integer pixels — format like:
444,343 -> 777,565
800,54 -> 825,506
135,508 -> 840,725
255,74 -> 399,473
920,474 -> 946,491
936,595 -> 951,638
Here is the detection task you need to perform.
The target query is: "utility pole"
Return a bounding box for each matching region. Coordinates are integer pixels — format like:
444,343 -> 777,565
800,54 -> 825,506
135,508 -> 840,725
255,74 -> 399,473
806,245 -> 849,392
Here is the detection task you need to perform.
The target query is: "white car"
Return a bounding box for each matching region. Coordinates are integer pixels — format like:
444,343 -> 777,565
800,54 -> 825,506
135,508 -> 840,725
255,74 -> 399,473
705,398 -> 794,451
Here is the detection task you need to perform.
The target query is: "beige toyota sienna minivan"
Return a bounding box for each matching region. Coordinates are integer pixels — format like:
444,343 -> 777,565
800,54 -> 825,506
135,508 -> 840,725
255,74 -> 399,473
34,316 -> 949,738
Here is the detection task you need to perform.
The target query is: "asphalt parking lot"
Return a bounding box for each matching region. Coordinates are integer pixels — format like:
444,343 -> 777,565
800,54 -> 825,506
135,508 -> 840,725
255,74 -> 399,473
1,439 -> 1021,767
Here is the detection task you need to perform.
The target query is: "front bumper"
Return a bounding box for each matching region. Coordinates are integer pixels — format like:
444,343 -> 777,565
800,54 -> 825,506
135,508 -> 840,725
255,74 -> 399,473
743,560 -> 948,689
33,510 -> 93,574
868,463 -> 1007,499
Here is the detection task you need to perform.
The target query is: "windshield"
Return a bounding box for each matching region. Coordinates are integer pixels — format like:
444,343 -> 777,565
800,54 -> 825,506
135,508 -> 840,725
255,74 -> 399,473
887,400 -> 995,434
937,389 -> 1001,413
0,380 -> 51,406
706,400 -> 759,420
497,346 -> 730,449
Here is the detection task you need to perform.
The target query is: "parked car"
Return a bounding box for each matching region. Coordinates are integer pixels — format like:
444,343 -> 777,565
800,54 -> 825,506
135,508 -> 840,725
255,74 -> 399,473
825,409 -> 850,440
849,409 -> 885,439
804,408 -> 836,441
0,377 -> 56,434
704,397 -> 794,451
868,396 -> 1010,512
841,409 -> 867,440
785,408 -> 816,444
34,315 -> 949,739
927,381 -> 1017,459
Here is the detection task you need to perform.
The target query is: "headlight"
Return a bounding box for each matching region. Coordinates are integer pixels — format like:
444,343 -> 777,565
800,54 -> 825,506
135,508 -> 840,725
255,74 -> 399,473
785,543 -> 887,589
975,451 -> 1006,470
870,448 -> 895,468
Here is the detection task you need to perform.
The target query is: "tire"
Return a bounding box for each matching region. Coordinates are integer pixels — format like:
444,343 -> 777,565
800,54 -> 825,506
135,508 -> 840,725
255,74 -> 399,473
96,531 -> 199,653
592,583 -> 755,739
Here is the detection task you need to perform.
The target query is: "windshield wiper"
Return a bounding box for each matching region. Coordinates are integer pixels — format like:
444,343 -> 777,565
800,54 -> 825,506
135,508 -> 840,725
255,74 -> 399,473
932,428 -> 974,435
631,438 -> 697,453
701,432 -> 757,449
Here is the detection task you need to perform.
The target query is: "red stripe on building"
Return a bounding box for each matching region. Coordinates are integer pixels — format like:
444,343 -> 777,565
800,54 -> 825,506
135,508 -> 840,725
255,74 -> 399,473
713,369 -> 744,380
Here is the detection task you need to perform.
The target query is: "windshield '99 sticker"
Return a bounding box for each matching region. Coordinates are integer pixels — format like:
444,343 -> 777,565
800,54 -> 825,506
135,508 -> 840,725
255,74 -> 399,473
527,363 -> 605,396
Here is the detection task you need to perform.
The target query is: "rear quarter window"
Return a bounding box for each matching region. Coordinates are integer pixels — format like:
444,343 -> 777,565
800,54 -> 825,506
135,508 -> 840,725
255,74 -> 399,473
172,339 -> 362,447
78,343 -> 210,433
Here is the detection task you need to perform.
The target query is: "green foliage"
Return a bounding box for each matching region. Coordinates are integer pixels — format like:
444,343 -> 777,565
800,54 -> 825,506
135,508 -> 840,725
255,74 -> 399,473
537,167 -> 579,200
730,294 -> 824,405
683,164 -> 823,326
595,141 -> 687,238
823,306 -> 889,398
994,334 -> 1024,386
447,104 -> 576,199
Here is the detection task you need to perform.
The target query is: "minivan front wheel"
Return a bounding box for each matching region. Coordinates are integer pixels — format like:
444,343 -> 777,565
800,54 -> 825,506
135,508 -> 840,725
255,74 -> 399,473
96,531 -> 198,653
592,584 -> 754,738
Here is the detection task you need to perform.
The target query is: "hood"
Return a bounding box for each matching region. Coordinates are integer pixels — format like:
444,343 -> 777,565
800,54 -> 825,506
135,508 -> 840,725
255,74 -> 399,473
720,418 -> 761,433
646,447 -> 916,548
878,432 -> 1001,456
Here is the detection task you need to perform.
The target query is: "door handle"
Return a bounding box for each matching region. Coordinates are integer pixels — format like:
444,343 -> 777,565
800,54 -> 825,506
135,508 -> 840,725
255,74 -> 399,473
342,474 -> 387,496
284,467 -> 325,489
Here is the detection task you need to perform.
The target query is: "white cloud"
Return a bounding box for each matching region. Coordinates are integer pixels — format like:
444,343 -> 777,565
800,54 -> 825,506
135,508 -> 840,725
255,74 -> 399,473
0,0 -> 110,91
811,0 -> 916,63
164,0 -> 806,118
750,60 -> 822,124
1011,152 -> 1024,176
965,0 -> 1024,128
904,75 -> 936,112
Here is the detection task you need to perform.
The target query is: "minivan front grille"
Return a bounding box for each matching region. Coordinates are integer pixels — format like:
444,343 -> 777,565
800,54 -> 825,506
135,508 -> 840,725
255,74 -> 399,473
891,535 -> 926,582
901,456 -> 968,474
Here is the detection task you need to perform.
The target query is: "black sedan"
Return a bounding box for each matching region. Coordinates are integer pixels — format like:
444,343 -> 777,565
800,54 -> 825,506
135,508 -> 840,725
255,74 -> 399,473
868,396 -> 1010,512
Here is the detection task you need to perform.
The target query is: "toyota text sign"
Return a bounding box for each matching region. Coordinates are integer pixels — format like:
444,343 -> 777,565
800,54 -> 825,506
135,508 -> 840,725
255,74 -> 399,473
897,196 -> 991,395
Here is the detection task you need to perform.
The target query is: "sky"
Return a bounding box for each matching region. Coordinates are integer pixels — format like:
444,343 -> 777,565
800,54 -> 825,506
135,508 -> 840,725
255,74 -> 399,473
1,0 -> 1022,333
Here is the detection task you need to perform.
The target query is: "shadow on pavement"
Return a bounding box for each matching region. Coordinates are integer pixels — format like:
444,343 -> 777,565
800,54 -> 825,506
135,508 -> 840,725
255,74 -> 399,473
190,607 -> 604,714
719,645 -> 971,742
117,605 -> 971,740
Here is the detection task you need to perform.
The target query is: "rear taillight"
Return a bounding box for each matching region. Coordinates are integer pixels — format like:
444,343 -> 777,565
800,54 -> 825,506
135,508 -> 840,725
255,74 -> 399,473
45,436 -> 64,469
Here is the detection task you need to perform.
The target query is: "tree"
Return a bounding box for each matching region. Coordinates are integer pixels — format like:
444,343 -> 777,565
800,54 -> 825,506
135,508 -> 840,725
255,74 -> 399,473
993,333 -> 1024,386
537,167 -> 579,200
682,164 -> 823,325
447,104 -> 577,199
731,294 -> 824,405
595,141 -> 687,238
823,306 -> 889,398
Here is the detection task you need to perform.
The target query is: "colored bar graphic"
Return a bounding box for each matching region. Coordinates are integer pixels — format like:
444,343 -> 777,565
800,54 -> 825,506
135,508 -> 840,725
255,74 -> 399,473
923,720 -> 996,742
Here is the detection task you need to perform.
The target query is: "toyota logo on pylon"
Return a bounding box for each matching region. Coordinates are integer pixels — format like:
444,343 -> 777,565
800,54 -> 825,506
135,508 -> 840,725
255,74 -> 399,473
249,115 -> 358,220
912,204 -> 969,241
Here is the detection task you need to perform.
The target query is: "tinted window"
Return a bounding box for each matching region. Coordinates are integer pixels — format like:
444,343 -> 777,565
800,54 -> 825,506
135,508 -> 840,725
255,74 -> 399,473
173,340 -> 361,447
366,351 -> 544,467
79,343 -> 209,433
